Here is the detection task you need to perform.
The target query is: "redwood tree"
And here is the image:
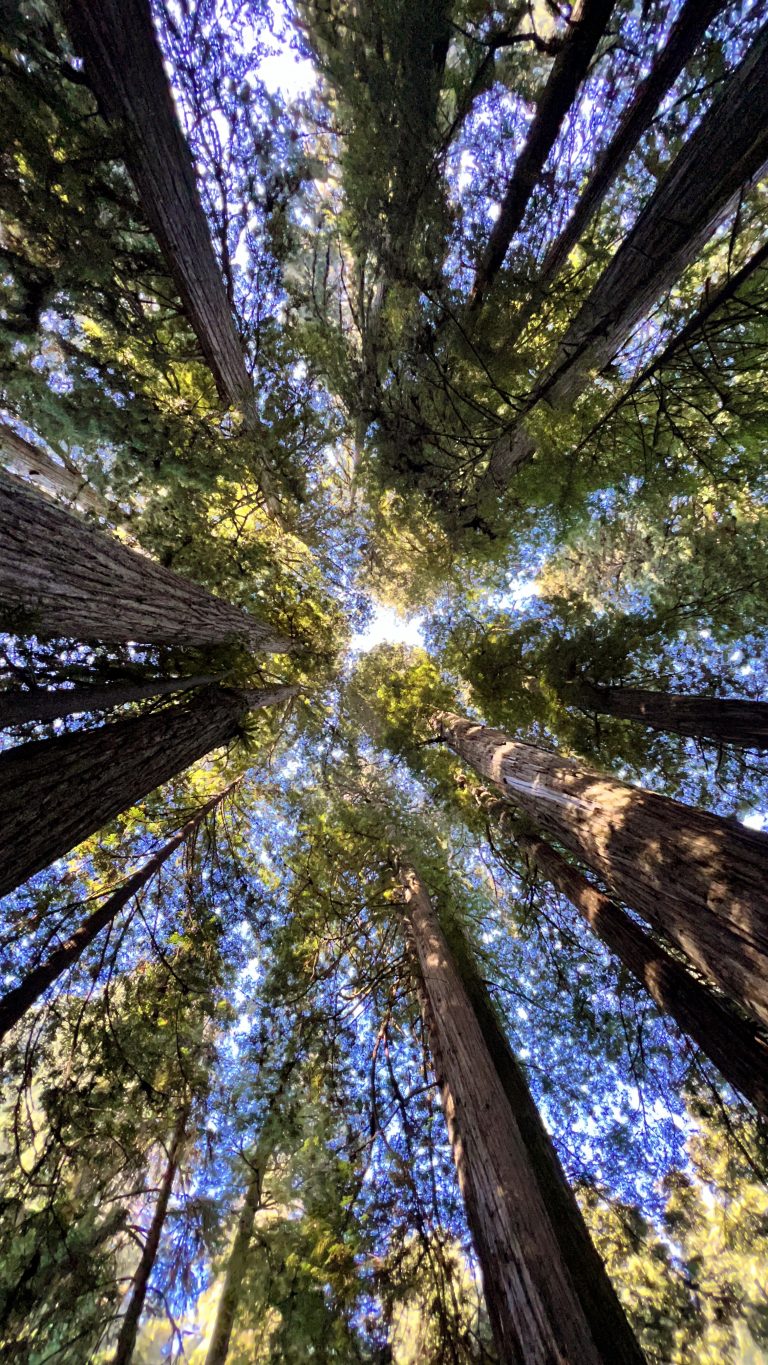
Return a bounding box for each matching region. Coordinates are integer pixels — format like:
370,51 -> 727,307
478,19 -> 768,493
0,685 -> 296,900
434,712 -> 768,1029
569,681 -> 768,752
481,797 -> 768,1117
397,859 -> 645,1365
0,779 -> 240,1041
0,674 -> 221,730
0,471 -> 290,652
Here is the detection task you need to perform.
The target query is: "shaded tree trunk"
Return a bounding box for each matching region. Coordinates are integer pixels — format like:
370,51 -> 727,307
434,712 -> 768,1029
204,1166 -> 263,1365
479,20 -> 768,493
204,1049 -> 298,1365
0,418 -> 108,516
485,798 -> 768,1116
0,780 -> 239,1040
397,860 -> 644,1365
469,0 -> 617,309
570,681 -> 768,752
509,0 -> 728,336
0,470 -> 290,652
0,684 -> 296,900
61,0 -> 286,523
112,1101 -> 190,1365
0,673 -> 221,730
62,0 -> 250,414
576,235 -> 768,442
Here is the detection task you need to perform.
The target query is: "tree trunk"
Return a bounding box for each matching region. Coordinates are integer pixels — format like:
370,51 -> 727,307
204,1049 -> 297,1365
0,684 -> 296,900
61,0 -> 288,525
0,418 -> 108,516
112,1101 -> 190,1365
479,19 -> 768,492
487,800 -> 768,1116
570,681 -> 768,751
576,235 -> 768,443
397,860 -> 644,1365
512,0 -> 728,333
0,470 -> 290,652
469,0 -> 617,309
204,1167 -> 262,1365
0,780 -> 239,1040
0,674 -> 222,730
434,712 -> 768,1029
61,0 -> 250,415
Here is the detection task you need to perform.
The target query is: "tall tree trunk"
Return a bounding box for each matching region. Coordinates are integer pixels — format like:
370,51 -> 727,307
575,235 -> 768,444
204,1166 -> 262,1365
570,681 -> 768,752
0,780 -> 239,1041
0,418 -> 108,516
0,684 -> 296,900
0,673 -> 222,730
509,0 -> 728,337
469,0 -> 617,309
112,1101 -> 190,1365
61,0 -> 250,414
397,860 -> 644,1364
61,0 -> 286,523
0,470 -> 290,652
479,20 -> 768,494
483,797 -> 768,1116
434,712 -> 768,1029
204,1049 -> 298,1365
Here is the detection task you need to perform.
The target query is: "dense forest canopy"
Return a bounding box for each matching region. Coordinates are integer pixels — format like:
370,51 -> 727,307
2,0 -> 768,1359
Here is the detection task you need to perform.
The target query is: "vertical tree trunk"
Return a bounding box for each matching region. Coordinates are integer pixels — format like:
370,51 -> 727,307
479,19 -> 768,493
61,0 -> 251,415
0,684 -> 296,900
434,712 -> 768,1029
512,0 -> 728,330
204,1048 -> 297,1365
0,470 -> 290,652
484,798 -> 768,1116
111,1101 -> 190,1365
204,1165 -> 263,1365
469,0 -> 619,309
397,860 -> 644,1365
0,673 -> 222,730
0,418 -> 108,515
469,0 -> 617,308
569,681 -> 768,751
0,780 -> 239,1041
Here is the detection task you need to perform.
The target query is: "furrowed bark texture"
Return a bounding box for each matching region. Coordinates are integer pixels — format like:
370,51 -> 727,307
62,0 -> 251,413
451,926 -> 645,1361
529,0 -> 728,303
435,713 -> 768,1029
0,781 -> 238,1041
492,808 -> 768,1116
398,862 -> 644,1364
480,20 -> 768,491
0,470 -> 289,652
111,1103 -> 190,1365
572,682 -> 768,752
470,0 -> 617,307
0,419 -> 107,515
0,674 -> 221,729
0,685 -> 295,900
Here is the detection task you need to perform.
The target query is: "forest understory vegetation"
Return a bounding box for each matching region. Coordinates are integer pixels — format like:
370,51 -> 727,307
2,0 -> 768,1360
